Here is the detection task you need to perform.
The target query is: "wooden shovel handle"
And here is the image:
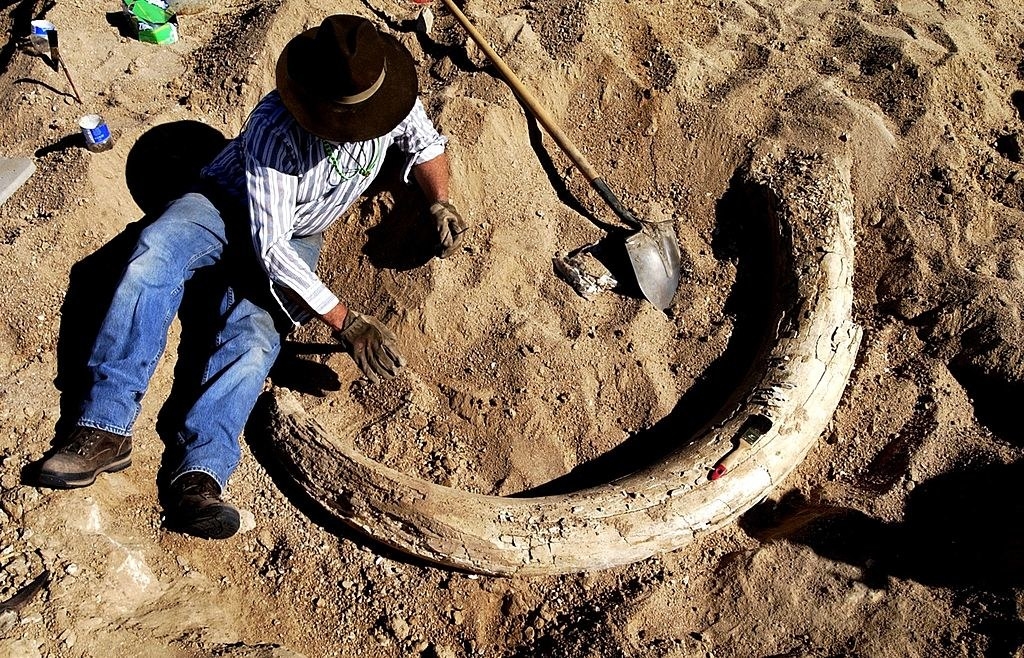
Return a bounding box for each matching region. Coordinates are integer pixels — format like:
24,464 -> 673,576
439,0 -> 601,183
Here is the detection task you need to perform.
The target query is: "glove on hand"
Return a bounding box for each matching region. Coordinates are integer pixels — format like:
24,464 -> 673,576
332,311 -> 406,384
429,201 -> 469,258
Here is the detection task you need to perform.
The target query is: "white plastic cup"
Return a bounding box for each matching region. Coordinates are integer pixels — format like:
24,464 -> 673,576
29,20 -> 55,57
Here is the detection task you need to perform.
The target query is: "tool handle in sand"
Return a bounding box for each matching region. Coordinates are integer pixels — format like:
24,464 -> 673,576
439,0 -> 602,183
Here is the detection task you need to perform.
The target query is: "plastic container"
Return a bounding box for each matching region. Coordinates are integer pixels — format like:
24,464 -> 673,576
122,0 -> 179,44
135,18 -> 178,44
29,20 -> 55,57
79,115 -> 114,152
125,0 -> 171,24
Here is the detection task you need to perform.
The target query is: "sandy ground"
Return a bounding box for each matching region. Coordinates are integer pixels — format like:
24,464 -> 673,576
2,0 -> 1024,656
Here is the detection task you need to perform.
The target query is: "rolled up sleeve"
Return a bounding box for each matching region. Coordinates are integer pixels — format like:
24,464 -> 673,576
392,98 -> 448,181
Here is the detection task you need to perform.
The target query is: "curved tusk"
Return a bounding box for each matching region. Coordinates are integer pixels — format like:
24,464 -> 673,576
265,149 -> 863,576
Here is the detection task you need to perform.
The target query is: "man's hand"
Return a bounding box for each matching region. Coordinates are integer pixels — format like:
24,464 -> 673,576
429,201 -> 469,258
332,311 -> 406,383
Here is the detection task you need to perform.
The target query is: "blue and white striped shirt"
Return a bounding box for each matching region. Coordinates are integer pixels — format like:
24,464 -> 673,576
201,91 -> 447,319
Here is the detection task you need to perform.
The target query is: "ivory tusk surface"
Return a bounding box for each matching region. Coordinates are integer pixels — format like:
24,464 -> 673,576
265,149 -> 863,576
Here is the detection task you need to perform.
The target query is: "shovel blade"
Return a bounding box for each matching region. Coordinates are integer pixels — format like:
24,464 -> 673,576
624,222 -> 682,310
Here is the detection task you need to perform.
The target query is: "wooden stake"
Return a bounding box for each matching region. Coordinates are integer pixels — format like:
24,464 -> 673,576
46,30 -> 82,104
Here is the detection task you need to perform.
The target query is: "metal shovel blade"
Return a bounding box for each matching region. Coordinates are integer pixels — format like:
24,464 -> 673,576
439,0 -> 684,308
624,221 -> 682,310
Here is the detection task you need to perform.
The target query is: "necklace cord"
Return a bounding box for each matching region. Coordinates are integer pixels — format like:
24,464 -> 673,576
322,138 -> 382,182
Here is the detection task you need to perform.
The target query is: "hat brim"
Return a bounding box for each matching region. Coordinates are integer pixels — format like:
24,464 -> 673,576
276,28 -> 417,143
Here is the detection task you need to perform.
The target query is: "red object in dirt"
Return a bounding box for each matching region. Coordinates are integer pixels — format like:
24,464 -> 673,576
709,414 -> 773,481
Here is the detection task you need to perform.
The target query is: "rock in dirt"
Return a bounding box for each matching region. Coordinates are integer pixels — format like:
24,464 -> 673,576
238,508 -> 257,534
0,157 -> 35,209
0,609 -> 17,635
208,642 -> 307,658
0,571 -> 49,615
387,614 -> 411,640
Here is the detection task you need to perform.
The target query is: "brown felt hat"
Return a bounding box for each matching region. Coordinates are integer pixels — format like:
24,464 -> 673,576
276,15 -> 418,142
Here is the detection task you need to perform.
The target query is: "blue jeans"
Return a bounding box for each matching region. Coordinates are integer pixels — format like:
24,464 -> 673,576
77,192 -> 321,491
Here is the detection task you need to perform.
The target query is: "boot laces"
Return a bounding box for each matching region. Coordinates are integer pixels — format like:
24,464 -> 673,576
67,430 -> 101,457
177,473 -> 219,498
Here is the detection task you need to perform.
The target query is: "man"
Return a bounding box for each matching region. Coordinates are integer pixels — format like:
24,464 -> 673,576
36,15 -> 467,539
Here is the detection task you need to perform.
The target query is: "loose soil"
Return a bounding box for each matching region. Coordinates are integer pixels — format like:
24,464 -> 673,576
1,0 -> 1023,657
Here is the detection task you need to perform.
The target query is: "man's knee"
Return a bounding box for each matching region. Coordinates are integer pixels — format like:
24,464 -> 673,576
229,307 -> 282,365
130,194 -> 223,270
120,238 -> 182,290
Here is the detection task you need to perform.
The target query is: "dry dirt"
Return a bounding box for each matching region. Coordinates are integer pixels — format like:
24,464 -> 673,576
2,0 -> 1024,657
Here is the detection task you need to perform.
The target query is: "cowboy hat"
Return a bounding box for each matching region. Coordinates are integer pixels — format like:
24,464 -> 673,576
276,15 -> 418,142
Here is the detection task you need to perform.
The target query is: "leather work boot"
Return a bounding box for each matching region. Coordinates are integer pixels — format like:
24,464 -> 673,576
165,472 -> 240,540
38,427 -> 132,488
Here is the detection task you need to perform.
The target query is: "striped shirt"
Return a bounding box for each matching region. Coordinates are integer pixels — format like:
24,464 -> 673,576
201,90 -> 447,321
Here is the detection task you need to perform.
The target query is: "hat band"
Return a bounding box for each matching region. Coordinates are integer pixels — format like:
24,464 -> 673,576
336,63 -> 387,105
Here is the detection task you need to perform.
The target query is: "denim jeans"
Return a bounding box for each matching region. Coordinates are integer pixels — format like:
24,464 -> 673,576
77,192 -> 322,491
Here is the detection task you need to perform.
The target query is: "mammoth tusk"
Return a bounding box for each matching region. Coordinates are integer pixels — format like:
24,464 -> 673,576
264,148 -> 863,576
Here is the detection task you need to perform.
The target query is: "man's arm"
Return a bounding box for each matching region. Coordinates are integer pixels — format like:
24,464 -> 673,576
321,302 -> 349,331
315,155 -> 454,332
412,152 -> 451,203
413,152 -> 468,258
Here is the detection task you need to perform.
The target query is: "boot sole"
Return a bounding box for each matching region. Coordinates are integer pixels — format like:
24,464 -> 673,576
168,504 -> 240,540
37,456 -> 132,489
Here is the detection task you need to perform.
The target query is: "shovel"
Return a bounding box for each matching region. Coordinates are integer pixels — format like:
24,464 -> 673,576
438,0 -> 682,310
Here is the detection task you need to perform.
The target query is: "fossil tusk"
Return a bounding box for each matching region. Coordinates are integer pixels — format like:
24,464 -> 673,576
264,147 -> 862,576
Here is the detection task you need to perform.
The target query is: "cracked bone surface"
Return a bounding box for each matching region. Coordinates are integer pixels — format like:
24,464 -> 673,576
266,148 -> 862,576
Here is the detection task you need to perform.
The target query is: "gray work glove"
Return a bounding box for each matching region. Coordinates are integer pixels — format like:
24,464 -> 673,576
429,201 -> 469,258
332,311 -> 405,384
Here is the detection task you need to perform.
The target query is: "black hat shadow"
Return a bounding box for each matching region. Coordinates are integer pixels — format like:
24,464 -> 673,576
125,119 -> 228,216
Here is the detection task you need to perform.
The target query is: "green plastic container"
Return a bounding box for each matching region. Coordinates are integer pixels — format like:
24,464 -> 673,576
137,18 -> 178,44
123,0 -> 178,44
126,0 -> 169,24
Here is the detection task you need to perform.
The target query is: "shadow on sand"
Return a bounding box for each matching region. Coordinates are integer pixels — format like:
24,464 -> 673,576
517,170 -> 776,495
740,460 -> 1024,656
